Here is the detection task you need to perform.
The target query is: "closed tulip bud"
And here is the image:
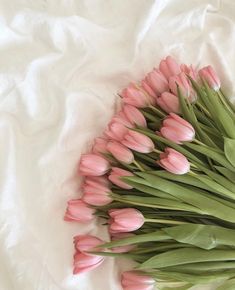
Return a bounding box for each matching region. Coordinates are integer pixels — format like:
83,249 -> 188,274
157,92 -> 180,113
108,167 -> 134,189
181,64 -> 198,81
111,233 -> 136,253
108,208 -> 145,233
107,141 -> 134,164
121,83 -> 154,108
105,120 -> 129,141
73,234 -> 104,253
122,104 -> 147,127
169,72 -> 197,102
82,176 -> 112,206
158,147 -> 190,175
121,271 -> 155,290
64,199 -> 95,222
160,113 -> 195,144
145,69 -> 168,95
141,79 -> 157,99
73,252 -> 104,275
199,65 -> 221,91
121,131 -> 154,153
92,137 -> 108,154
159,55 -> 181,80
79,154 -> 110,176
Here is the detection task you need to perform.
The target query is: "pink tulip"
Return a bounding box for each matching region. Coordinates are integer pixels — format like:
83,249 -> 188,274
105,120 -> 129,141
121,271 -> 155,290
181,64 -> 198,81
64,199 -> 95,222
199,65 -> 221,91
108,208 -> 145,233
107,141 -> 134,164
111,233 -> 136,253
121,131 -> 154,153
121,83 -> 154,108
145,69 -> 168,95
157,92 -> 180,113
141,79 -> 157,99
73,252 -> 104,275
73,234 -> 104,252
159,55 -> 181,80
160,113 -> 195,144
82,176 -> 112,206
92,137 -> 108,154
158,147 -> 190,175
122,104 -> 147,127
108,167 -> 134,189
169,72 -> 197,102
79,154 -> 110,176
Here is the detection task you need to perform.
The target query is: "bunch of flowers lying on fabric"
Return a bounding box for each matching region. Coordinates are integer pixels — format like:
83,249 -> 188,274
64,56 -> 235,290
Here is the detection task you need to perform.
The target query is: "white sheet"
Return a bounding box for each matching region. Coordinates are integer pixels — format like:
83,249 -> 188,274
0,1 -> 235,290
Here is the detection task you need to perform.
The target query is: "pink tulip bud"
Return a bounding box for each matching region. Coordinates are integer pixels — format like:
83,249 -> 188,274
64,199 -> 95,222
92,137 -> 108,154
121,83 -> 154,108
160,113 -> 195,144
169,72 -> 197,102
180,64 -> 198,81
79,154 -> 110,176
82,176 -> 112,206
159,55 -> 181,80
121,131 -> 154,153
73,234 -> 104,252
73,251 -> 104,275
141,80 -> 157,99
107,141 -> 134,164
122,104 -> 147,127
121,271 -> 155,290
158,147 -> 190,175
108,208 -> 144,233
199,65 -> 221,91
145,69 -> 168,95
105,120 -> 129,141
111,233 -> 136,253
157,92 -> 180,113
108,167 -> 134,189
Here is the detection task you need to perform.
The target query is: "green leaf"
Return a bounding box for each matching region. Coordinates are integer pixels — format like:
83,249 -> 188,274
138,248 -> 235,269
163,224 -> 235,250
224,137 -> 235,167
214,166 -> 235,183
99,230 -> 171,249
217,278 -> 235,290
136,172 -> 235,223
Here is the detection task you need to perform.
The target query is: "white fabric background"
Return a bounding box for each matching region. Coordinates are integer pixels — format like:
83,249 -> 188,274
0,1 -> 235,290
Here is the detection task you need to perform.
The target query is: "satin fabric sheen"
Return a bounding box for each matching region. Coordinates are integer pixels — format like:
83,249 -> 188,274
0,1 -> 235,289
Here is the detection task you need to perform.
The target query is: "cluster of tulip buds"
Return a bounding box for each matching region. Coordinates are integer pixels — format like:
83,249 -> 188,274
64,55 -> 221,287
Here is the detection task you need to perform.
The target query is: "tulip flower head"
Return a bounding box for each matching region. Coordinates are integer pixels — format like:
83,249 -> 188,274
108,167 -> 134,189
79,154 -> 110,176
107,141 -> 134,164
92,137 -> 109,155
121,271 -> 155,290
145,69 -> 169,96
73,235 -> 104,274
199,65 -> 221,91
108,208 -> 145,233
158,147 -> 190,175
159,55 -> 181,80
82,176 -> 112,206
157,92 -> 180,114
121,131 -> 155,153
64,199 -> 95,222
160,113 -> 195,144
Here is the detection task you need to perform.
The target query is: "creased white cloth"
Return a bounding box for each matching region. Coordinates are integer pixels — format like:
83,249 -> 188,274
0,1 -> 235,290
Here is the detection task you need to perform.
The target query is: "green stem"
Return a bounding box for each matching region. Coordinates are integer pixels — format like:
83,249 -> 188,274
153,148 -> 162,154
144,218 -> 188,225
196,102 -> 212,118
149,105 -> 166,118
218,90 -> 235,114
133,160 -> 145,171
193,139 -> 206,146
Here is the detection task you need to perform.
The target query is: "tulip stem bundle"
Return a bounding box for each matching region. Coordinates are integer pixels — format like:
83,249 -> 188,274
64,56 -> 235,290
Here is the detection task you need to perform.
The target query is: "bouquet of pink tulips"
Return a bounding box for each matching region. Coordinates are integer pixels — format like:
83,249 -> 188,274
64,56 -> 235,290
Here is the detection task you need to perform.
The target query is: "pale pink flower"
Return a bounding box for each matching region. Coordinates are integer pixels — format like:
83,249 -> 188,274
92,137 -> 108,154
121,131 -> 154,153
79,154 -> 110,176
64,199 -> 95,222
121,271 -> 155,290
180,64 -> 198,81
199,65 -> 221,91
107,141 -> 134,164
145,69 -> 168,95
122,104 -> 147,127
108,167 -> 134,189
159,55 -> 181,80
157,92 -> 180,113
